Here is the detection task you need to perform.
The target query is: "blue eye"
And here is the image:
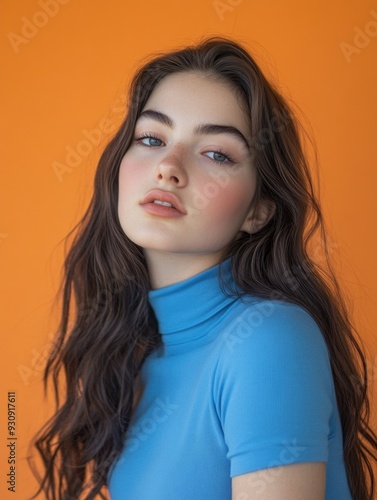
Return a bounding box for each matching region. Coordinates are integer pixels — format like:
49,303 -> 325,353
205,151 -> 235,165
213,152 -> 227,162
138,136 -> 163,148
135,134 -> 164,147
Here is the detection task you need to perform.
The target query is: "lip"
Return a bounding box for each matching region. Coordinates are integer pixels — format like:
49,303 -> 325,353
140,189 -> 187,215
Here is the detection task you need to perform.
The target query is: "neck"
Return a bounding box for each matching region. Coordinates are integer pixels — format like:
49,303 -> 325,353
143,250 -> 227,289
147,255 -> 239,353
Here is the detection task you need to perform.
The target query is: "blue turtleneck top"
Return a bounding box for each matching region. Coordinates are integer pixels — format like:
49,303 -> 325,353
108,258 -> 352,499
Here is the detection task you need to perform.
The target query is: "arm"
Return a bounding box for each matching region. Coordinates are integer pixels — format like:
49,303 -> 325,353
232,462 -> 326,499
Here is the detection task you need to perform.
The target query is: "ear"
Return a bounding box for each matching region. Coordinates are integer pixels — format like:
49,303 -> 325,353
240,199 -> 275,235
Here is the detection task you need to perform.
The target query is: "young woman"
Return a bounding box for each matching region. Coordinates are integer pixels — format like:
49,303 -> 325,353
31,37 -> 377,499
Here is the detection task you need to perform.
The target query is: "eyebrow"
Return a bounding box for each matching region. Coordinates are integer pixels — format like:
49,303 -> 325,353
137,109 -> 250,151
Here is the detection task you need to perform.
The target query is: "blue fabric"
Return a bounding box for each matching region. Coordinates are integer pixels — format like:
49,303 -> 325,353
108,257 -> 352,499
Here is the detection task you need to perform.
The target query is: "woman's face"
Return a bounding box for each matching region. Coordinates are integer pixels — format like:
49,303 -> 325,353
118,71 -> 258,266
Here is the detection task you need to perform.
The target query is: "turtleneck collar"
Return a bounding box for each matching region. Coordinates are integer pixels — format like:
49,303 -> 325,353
147,257 -> 239,348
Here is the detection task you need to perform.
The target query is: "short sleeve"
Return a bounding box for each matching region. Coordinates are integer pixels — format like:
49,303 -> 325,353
213,300 -> 334,478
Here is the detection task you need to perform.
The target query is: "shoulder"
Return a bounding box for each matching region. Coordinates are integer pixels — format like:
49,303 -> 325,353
214,297 -> 334,401
219,297 -> 329,360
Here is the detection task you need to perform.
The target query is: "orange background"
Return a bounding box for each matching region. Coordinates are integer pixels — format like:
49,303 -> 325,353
1,0 -> 377,498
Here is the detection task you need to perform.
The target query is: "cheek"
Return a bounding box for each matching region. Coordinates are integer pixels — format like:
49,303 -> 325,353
118,156 -> 142,198
117,156 -> 145,238
205,178 -> 255,223
118,161 -> 128,197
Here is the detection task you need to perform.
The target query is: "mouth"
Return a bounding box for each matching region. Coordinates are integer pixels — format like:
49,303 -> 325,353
140,189 -> 186,216
152,200 -> 174,208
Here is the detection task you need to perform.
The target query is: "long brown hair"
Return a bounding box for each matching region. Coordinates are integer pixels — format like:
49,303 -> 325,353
30,37 -> 377,499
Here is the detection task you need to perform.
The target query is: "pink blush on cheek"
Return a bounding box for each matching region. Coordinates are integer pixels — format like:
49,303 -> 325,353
119,157 -> 137,182
205,182 -> 254,223
118,157 -> 143,197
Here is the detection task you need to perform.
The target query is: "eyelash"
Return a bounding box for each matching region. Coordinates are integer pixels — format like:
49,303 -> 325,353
133,132 -> 236,166
207,148 -> 236,166
134,132 -> 162,145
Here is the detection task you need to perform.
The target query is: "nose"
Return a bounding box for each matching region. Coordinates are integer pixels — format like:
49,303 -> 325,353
154,150 -> 188,187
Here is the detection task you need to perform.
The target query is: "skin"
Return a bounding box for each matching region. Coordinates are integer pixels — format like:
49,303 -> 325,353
118,71 -> 326,498
232,462 -> 325,499
118,70 -> 270,288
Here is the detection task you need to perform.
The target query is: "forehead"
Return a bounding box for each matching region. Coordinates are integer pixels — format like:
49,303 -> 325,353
141,71 -> 250,134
